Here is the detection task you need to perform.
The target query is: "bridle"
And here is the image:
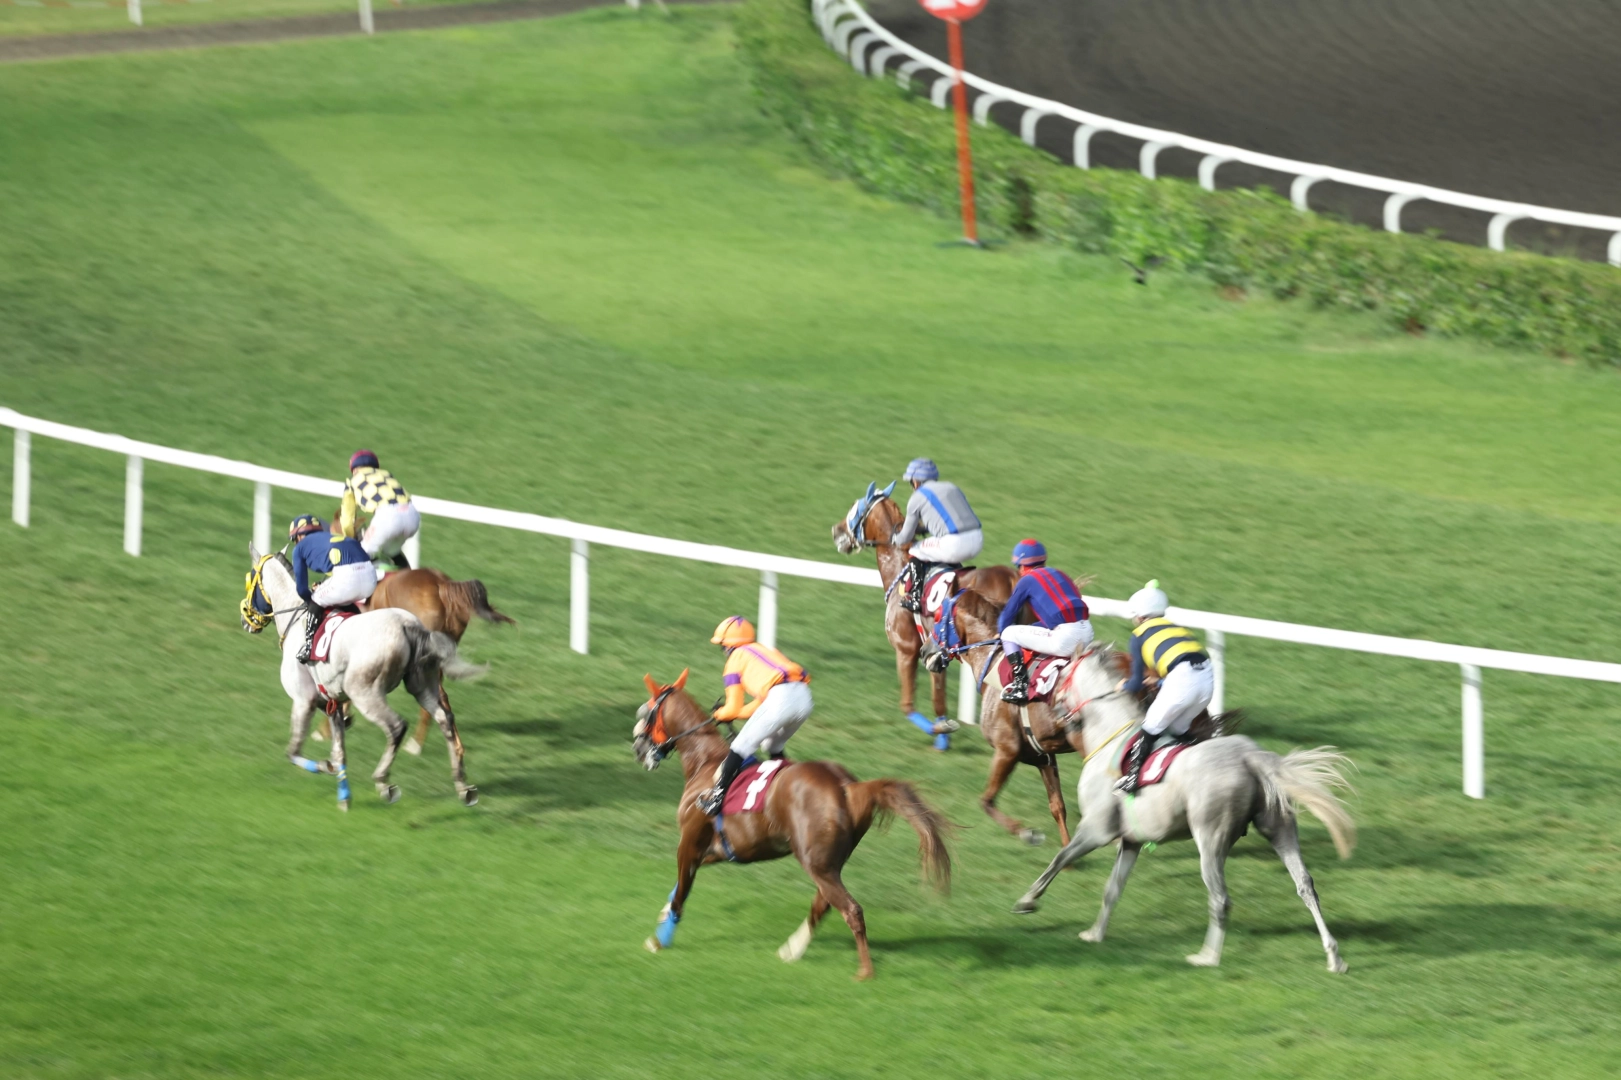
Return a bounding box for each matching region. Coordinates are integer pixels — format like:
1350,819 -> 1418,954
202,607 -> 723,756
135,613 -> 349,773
241,551 -> 309,646
844,490 -> 892,551
640,686 -> 716,762
1054,646 -> 1135,763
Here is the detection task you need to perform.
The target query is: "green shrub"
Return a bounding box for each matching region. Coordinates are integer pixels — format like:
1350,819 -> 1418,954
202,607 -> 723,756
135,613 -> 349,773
735,0 -> 1621,365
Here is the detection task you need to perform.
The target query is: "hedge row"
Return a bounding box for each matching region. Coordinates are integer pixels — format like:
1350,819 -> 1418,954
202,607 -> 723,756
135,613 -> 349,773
734,0 -> 1621,365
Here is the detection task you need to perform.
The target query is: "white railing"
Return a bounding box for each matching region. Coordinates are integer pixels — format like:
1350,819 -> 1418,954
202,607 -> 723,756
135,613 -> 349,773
6,404 -> 1620,800
816,0 -> 1621,265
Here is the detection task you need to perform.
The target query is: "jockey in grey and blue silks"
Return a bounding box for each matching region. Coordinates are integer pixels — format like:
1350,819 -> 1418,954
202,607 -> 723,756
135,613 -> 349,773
891,457 -> 984,613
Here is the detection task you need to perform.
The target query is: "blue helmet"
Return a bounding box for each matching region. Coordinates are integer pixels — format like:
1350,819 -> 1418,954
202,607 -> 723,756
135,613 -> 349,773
349,449 -> 380,471
288,514 -> 325,541
1011,538 -> 1047,567
903,458 -> 939,482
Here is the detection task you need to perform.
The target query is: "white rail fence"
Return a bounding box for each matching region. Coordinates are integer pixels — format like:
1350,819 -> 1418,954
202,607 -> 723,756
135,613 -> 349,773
816,0 -> 1621,264
7,405 -> 1620,800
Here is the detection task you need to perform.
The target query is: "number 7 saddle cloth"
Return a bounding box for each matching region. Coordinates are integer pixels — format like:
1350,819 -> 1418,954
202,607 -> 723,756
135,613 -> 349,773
720,757 -> 793,817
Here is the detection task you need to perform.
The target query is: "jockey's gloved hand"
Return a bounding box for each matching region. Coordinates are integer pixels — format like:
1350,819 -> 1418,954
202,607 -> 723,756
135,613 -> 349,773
710,696 -> 726,717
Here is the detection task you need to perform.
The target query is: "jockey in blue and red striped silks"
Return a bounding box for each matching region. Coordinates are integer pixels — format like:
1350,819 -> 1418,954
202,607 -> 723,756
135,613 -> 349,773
997,538 -> 1093,705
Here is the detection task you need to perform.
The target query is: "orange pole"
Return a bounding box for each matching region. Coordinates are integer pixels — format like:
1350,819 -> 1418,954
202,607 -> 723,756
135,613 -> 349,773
946,18 -> 978,245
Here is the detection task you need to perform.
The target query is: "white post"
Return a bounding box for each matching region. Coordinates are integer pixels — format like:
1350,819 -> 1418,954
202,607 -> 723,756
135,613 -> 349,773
123,455 -> 143,557
1461,663 -> 1484,799
127,0 -> 142,26
1207,628 -> 1226,716
358,0 -> 374,35
403,531 -> 421,570
628,0 -> 641,8
11,429 -> 28,528
253,481 -> 272,555
569,538 -> 589,654
957,659 -> 978,726
757,570 -> 778,649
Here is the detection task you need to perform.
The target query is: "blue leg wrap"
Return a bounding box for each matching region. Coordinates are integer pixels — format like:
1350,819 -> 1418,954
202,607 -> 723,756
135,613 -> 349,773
906,711 -> 936,735
336,767 -> 350,804
934,732 -> 951,752
294,756 -> 323,774
655,886 -> 680,948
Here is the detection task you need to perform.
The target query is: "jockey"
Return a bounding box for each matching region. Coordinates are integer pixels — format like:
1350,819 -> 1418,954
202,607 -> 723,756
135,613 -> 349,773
1115,580 -> 1213,793
997,539 -> 1093,704
696,616 -> 814,816
338,450 -> 420,571
890,458 -> 983,614
288,514 -> 378,664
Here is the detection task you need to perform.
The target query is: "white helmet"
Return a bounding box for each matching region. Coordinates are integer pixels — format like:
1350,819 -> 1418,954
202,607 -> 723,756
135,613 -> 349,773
1128,579 -> 1169,619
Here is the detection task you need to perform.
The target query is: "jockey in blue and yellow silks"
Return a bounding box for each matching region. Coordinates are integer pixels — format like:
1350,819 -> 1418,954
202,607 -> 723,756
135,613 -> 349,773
1116,580 -> 1213,793
338,450 -> 419,570
287,514 -> 377,664
696,616 -> 814,816
997,539 -> 1093,704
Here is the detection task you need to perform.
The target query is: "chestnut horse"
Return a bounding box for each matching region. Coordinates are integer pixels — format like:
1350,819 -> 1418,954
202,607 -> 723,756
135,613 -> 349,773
831,483 -> 1016,744
315,568 -> 514,752
633,671 -> 951,981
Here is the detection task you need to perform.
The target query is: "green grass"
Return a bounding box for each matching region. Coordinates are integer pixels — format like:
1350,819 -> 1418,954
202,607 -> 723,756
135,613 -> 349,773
2,7 -> 1620,1078
0,0 -> 490,40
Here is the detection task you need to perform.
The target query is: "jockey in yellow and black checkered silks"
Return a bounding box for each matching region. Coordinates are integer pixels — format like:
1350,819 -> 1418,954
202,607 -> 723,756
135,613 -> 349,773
337,449 -> 411,541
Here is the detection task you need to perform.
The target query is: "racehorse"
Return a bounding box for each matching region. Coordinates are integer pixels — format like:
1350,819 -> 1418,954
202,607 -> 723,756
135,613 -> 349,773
633,671 -> 952,981
1011,646 -> 1356,972
314,568 -> 514,755
242,545 -> 483,810
831,482 -> 1016,740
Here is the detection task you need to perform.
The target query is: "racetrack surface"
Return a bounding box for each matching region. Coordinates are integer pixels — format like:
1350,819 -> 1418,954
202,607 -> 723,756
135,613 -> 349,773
869,0 -> 1621,260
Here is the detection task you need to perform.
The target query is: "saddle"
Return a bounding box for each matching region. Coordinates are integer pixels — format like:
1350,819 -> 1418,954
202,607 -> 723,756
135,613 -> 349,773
994,651 -> 1071,706
308,606 -> 361,665
1117,708 -> 1244,787
719,757 -> 791,817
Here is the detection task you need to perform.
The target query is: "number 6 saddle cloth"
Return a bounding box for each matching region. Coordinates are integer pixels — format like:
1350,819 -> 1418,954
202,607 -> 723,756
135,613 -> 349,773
720,757 -> 793,817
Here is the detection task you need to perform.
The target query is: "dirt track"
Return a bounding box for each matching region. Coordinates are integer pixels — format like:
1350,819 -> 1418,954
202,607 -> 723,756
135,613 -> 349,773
869,0 -> 1621,260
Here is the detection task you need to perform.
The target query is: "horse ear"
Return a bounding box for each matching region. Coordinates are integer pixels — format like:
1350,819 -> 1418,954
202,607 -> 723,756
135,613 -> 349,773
864,482 -> 877,499
643,674 -> 660,696
881,481 -> 896,498
674,668 -> 689,690
249,542 -> 262,562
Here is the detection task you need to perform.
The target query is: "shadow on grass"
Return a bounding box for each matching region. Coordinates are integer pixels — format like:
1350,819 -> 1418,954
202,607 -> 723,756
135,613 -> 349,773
1292,903 -> 1621,960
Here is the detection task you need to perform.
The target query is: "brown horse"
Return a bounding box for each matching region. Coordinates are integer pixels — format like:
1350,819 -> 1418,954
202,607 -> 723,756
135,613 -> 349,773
831,483 -> 1016,739
314,568 -> 515,751
633,671 -> 952,981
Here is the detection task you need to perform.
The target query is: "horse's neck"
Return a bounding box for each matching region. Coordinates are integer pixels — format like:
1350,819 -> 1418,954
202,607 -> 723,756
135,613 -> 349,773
874,545 -> 908,588
1081,695 -> 1143,759
954,599 -> 1003,678
676,731 -> 728,785
261,562 -> 304,645
867,501 -> 910,588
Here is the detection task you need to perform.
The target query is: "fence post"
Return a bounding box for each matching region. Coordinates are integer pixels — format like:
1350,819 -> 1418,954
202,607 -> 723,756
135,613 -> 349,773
570,538 -> 589,654
1461,663 -> 1484,799
124,455 -> 143,557
958,659 -> 977,725
1207,628 -> 1226,715
403,531 -> 420,570
757,570 -> 778,649
127,0 -> 141,26
253,481 -> 271,555
11,429 -> 28,528
358,0 -> 374,34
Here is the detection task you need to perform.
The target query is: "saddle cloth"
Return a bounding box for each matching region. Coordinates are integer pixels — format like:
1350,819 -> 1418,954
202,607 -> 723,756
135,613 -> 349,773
995,652 -> 1072,705
721,757 -> 791,816
309,607 -> 360,665
1121,733 -> 1194,789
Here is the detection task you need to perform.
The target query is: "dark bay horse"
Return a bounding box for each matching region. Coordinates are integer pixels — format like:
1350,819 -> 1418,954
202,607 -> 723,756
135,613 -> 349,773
315,568 -> 514,751
831,483 -> 1016,741
633,671 -> 952,981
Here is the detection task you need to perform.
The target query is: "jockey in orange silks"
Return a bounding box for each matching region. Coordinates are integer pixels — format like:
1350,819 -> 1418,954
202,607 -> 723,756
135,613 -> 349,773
696,616 -> 814,816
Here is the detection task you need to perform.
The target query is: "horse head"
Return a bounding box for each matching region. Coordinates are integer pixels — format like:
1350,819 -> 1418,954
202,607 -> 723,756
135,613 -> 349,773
632,669 -> 692,771
1053,644 -> 1132,723
831,480 -> 898,554
241,544 -> 300,638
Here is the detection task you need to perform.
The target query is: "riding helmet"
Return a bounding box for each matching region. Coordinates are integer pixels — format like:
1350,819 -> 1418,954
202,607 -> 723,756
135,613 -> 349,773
1128,580 -> 1170,619
903,457 -> 939,482
287,514 -> 325,541
1011,538 -> 1047,567
710,615 -> 756,647
349,449 -> 380,471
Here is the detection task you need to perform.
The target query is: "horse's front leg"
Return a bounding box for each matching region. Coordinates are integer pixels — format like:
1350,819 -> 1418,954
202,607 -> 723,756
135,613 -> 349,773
1080,841 -> 1141,943
1011,820 -> 1117,913
346,684 -> 406,804
413,682 -> 475,806
281,650 -> 329,775
981,745 -> 1044,845
647,824 -> 708,953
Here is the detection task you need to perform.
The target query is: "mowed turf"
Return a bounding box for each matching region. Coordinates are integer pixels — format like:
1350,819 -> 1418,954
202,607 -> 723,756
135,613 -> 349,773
2,7 -> 1620,1078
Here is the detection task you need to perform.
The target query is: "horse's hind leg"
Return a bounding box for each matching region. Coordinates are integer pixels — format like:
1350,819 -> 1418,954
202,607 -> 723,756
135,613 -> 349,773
405,686 -> 448,757
344,683 -> 407,804
779,892 -> 833,963
809,870 -> 872,981
982,746 -> 1043,845
1037,761 -> 1071,845
413,681 -> 475,806
1263,817 -> 1348,973
1080,841 -> 1141,943
1187,828 -> 1234,967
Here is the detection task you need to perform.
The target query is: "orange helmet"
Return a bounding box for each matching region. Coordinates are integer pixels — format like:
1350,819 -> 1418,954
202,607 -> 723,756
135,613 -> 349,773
711,615 -> 755,647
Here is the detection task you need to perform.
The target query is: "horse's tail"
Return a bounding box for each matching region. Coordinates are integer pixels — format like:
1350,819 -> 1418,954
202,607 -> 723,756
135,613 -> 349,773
440,578 -> 517,628
412,625 -> 489,682
1248,746 -> 1357,860
847,779 -> 952,895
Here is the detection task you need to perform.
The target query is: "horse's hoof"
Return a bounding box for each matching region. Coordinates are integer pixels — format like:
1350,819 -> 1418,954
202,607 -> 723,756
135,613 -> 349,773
337,799 -> 350,813
310,730 -> 326,742
644,937 -> 662,954
381,785 -> 401,804
1020,829 -> 1045,846
1185,951 -> 1221,967
1079,927 -> 1104,943
1328,955 -> 1349,974
854,968 -> 874,982
403,738 -> 423,757
1011,898 -> 1039,915
459,787 -> 479,807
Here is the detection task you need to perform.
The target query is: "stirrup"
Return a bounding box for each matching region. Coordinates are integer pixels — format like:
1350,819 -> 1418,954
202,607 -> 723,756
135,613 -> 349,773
1001,681 -> 1030,705
696,787 -> 724,816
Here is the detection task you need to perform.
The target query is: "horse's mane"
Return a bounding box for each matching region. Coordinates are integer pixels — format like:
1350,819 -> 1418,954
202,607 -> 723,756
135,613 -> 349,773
953,587 -> 1004,627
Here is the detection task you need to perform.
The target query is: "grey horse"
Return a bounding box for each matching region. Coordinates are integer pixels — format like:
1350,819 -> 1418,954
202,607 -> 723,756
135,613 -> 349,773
1011,646 -> 1356,972
243,545 -> 484,810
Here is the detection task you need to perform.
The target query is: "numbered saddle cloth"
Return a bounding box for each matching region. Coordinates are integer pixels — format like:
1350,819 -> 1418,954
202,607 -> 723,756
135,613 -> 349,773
1119,733 -> 1194,789
720,757 -> 792,816
994,652 -> 1071,704
309,607 -> 360,665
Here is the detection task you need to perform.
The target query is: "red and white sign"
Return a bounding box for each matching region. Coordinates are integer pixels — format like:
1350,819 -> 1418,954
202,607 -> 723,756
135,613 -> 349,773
919,0 -> 985,22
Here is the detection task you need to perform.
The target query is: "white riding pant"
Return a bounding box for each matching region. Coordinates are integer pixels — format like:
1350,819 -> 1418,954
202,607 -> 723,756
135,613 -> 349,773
1001,619 -> 1094,657
729,681 -> 813,760
911,528 -> 983,566
362,501 -> 420,559
311,561 -> 378,608
1143,658 -> 1214,738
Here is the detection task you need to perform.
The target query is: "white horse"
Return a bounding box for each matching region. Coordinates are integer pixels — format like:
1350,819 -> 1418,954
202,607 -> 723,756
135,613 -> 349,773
242,545 -> 484,810
1011,646 -> 1356,972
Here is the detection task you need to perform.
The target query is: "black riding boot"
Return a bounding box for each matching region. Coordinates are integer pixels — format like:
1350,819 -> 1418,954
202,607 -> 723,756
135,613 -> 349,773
389,550 -> 412,571
1001,651 -> 1032,704
296,601 -> 324,664
900,557 -> 930,613
697,750 -> 745,816
1115,732 -> 1155,794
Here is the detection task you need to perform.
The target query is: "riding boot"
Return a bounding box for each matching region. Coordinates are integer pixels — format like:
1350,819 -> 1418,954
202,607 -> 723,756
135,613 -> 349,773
296,601 -> 324,664
389,550 -> 412,571
1115,732 -> 1155,794
900,557 -> 929,613
697,750 -> 745,816
1001,651 -> 1032,704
